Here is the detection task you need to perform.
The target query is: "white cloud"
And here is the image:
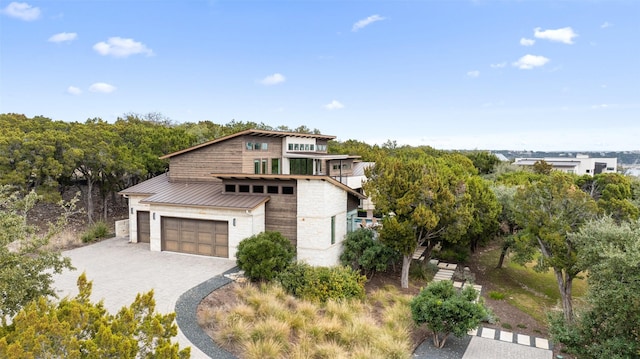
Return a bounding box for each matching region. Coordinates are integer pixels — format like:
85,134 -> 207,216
352,14 -> 385,32
490,62 -> 507,69
534,27 -> 578,44
520,38 -> 535,46
600,22 -> 612,29
260,73 -> 286,86
67,86 -> 82,95
89,82 -> 116,93
93,37 -> 154,58
2,2 -> 41,21
324,100 -> 344,110
513,54 -> 550,70
48,32 -> 77,43
467,70 -> 480,78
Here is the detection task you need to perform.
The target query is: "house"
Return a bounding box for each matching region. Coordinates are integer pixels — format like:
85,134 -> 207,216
513,154 -> 617,176
119,129 -> 367,266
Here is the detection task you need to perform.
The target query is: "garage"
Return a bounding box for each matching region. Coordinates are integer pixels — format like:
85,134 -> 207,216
137,211 -> 150,243
161,217 -> 229,257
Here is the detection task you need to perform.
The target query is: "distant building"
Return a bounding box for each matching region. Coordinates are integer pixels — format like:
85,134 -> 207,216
513,154 -> 617,176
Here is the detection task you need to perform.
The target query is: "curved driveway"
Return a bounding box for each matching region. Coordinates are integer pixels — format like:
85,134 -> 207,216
52,237 -> 236,359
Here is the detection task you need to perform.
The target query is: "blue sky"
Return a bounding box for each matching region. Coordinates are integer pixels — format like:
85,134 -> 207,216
1,0 -> 638,151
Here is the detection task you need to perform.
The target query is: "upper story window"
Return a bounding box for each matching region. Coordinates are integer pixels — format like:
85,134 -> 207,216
317,144 -> 327,152
246,142 -> 268,150
287,142 -> 316,152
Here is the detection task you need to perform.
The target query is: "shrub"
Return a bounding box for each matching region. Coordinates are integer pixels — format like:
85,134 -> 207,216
81,221 -> 110,243
436,246 -> 470,263
411,280 -> 487,348
278,263 -> 366,303
340,228 -> 400,278
409,261 -> 437,282
236,231 -> 295,282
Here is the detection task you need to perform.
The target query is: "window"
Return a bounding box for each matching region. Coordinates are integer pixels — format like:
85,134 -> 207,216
253,185 -> 264,193
239,185 -> 250,193
304,144 -> 310,151
288,144 -> 293,151
271,158 -> 280,174
267,186 -> 279,194
282,186 -> 294,195
261,159 -> 267,174
262,143 -> 268,150
290,158 -> 313,175
225,184 -> 236,192
310,144 -> 314,151
254,160 -> 260,174
254,143 -> 261,150
294,144 -> 299,151
331,216 -> 336,244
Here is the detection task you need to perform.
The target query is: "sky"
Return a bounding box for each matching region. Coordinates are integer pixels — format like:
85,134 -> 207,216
1,0 -> 639,151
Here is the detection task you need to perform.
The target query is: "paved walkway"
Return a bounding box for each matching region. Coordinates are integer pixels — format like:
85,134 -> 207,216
52,237 -> 236,359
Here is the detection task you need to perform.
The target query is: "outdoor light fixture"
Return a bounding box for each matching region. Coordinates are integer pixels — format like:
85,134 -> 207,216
130,208 -> 134,214
233,218 -> 236,226
153,213 -> 156,220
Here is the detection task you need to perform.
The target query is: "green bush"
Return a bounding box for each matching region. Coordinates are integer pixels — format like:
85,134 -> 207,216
81,221 -> 110,243
488,291 -> 506,300
436,246 -> 470,263
236,231 -> 295,282
278,263 -> 366,303
339,228 -> 400,278
411,280 -> 487,348
409,261 -> 437,282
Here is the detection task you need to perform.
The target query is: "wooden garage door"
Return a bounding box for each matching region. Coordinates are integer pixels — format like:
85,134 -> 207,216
161,217 -> 228,257
137,211 -> 150,243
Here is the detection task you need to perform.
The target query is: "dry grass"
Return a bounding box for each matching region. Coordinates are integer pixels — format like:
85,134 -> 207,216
204,283 -> 414,358
45,228 -> 84,251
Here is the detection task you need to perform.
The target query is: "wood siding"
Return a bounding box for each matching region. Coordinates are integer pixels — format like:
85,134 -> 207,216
168,135 -> 287,181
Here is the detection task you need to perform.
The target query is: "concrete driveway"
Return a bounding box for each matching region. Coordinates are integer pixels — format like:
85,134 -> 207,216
52,236 -> 236,358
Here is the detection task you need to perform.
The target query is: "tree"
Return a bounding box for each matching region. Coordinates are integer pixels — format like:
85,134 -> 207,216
463,151 -> 500,175
410,280 -> 486,348
549,217 -> 640,358
512,172 -> 598,321
464,176 -> 501,253
491,185 -> 519,268
0,273 -> 190,358
236,231 -> 295,282
576,172 -> 639,222
0,187 -> 74,320
363,152 -> 473,288
532,160 -> 553,175
339,228 -> 399,278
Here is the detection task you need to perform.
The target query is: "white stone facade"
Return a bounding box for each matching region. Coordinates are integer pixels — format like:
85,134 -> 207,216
295,179 -> 348,266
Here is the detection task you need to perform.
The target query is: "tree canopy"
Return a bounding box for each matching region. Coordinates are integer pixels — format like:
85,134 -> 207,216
512,172 -> 598,321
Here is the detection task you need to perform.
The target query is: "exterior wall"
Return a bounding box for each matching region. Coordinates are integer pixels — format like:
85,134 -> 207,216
241,135 -> 284,174
115,219 -> 129,237
515,157 -> 618,176
168,137 -> 244,181
328,158 -> 355,177
128,197 -> 265,259
296,180 -> 348,266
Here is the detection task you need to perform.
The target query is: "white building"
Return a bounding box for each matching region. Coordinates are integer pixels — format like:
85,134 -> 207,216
514,154 -> 617,176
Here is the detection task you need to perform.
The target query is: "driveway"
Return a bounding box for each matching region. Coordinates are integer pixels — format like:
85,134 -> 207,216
52,237 -> 236,359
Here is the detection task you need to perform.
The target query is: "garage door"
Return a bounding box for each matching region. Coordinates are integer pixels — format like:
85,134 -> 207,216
161,217 -> 228,257
137,211 -> 150,243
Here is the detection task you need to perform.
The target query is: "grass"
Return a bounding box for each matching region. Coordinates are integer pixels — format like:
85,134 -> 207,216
477,246 -> 587,324
206,283 -> 414,359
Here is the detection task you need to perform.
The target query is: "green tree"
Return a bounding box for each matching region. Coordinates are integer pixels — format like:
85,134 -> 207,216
0,187 -> 74,320
464,176 -> 501,253
532,160 -> 553,175
463,151 -> 500,175
236,231 -> 295,282
491,185 -> 519,268
549,217 -> 640,358
576,172 -> 639,222
364,152 -> 473,288
512,172 -> 598,321
0,273 -> 190,358
339,228 -> 400,278
410,280 -> 486,348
